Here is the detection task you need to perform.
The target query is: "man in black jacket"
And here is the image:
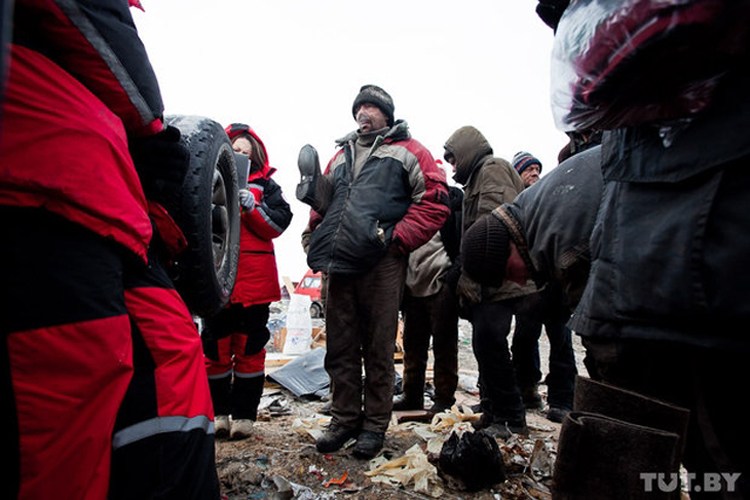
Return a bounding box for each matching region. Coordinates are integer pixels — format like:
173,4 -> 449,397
297,84 -> 449,459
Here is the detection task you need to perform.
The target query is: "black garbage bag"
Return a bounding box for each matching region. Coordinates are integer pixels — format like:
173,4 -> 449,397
437,429 -> 506,491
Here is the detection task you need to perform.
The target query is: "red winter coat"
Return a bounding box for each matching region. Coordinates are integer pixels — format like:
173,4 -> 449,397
225,125 -> 293,306
0,0 -> 166,262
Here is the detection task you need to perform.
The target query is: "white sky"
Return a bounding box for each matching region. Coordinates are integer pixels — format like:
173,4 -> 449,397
132,1 -> 568,284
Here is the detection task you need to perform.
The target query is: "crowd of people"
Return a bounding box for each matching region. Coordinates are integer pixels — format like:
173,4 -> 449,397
2,0 -> 747,498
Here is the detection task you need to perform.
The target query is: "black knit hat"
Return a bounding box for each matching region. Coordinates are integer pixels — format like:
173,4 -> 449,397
352,84 -> 395,126
461,214 -> 511,287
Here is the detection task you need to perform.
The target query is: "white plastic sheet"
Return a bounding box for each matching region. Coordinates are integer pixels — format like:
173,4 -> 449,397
283,293 -> 312,355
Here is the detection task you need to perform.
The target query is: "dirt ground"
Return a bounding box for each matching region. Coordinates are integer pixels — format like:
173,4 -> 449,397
215,306 -> 588,499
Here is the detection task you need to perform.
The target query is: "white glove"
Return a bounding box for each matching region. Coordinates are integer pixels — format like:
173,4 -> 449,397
239,189 -> 255,210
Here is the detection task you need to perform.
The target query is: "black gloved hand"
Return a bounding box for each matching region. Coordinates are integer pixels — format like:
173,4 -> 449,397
129,125 -> 189,213
536,0 -> 570,31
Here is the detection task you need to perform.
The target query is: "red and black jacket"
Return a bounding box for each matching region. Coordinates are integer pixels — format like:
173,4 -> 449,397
0,0 -> 165,261
225,124 -> 293,306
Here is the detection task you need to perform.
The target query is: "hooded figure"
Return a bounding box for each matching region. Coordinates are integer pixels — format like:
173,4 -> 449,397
442,125 -> 533,440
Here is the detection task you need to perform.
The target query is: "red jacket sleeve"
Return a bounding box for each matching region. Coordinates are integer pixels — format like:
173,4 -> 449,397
392,141 -> 450,253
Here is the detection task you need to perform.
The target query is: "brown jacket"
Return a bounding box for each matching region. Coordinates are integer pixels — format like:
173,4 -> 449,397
444,125 -> 535,304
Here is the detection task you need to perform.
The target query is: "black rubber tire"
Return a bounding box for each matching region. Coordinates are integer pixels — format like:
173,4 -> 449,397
164,115 -> 240,317
310,301 -> 324,319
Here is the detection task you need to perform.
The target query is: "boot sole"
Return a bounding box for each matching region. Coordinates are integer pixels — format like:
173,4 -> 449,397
296,144 -> 320,203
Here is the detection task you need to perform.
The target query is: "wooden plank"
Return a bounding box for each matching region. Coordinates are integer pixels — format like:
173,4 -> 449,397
282,276 -> 296,297
393,410 -> 433,423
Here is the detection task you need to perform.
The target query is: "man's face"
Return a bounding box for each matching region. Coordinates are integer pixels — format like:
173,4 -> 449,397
520,164 -> 541,187
355,103 -> 388,132
444,151 -> 457,173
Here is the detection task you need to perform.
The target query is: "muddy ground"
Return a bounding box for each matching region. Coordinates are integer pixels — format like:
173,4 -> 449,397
215,306 -> 589,499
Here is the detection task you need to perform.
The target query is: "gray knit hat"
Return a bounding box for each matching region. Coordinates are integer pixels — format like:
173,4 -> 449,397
352,84 -> 395,126
461,214 -> 511,286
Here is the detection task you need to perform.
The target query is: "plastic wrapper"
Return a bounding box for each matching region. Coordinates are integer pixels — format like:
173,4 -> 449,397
550,0 -> 750,132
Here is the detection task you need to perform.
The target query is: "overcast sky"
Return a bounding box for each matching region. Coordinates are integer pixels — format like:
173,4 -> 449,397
132,1 -> 568,283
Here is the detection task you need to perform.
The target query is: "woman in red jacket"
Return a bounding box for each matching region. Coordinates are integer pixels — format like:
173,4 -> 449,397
202,123 -> 293,439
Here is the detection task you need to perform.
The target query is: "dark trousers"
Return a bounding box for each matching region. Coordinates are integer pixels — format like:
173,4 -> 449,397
470,300 -> 526,425
325,252 -> 407,433
512,288 -> 577,410
583,337 -> 750,500
401,284 -> 459,407
202,303 -> 270,420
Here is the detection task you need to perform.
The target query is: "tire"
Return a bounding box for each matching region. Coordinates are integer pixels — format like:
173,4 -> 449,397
164,114 -> 240,317
310,301 -> 324,319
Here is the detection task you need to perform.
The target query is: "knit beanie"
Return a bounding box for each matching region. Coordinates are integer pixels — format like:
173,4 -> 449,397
352,84 -> 395,126
461,214 -> 511,287
512,151 -> 542,175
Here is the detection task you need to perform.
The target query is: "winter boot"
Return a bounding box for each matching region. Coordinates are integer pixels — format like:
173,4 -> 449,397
553,411 -> 681,499
296,144 -> 322,210
573,375 -> 690,462
352,430 -> 385,459
316,422 -> 360,453
214,415 -> 230,439
230,418 -> 254,440
552,376 -> 691,499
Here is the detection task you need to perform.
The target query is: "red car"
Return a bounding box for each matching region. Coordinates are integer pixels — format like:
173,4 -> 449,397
293,269 -> 324,318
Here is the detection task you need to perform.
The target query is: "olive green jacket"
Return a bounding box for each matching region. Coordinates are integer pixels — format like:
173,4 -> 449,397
444,125 -> 535,304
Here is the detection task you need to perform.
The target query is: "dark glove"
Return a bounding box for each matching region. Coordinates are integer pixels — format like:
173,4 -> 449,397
536,0 -> 570,31
129,125 -> 189,213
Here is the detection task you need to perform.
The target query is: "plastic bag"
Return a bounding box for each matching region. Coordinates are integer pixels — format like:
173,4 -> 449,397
550,0 -> 750,131
283,293 -> 312,355
436,430 -> 506,491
